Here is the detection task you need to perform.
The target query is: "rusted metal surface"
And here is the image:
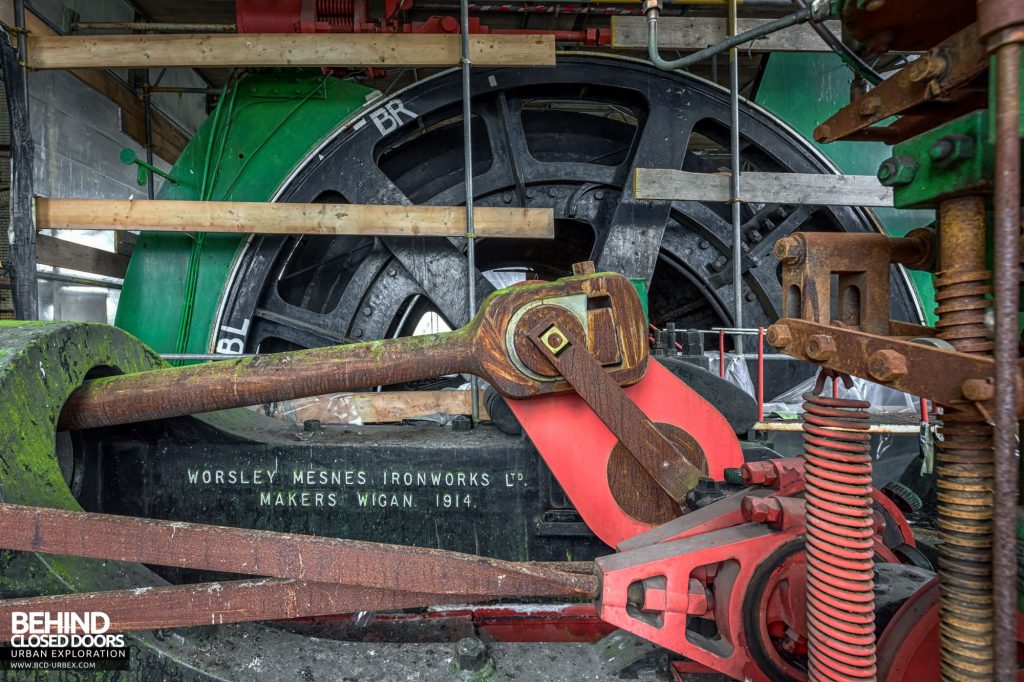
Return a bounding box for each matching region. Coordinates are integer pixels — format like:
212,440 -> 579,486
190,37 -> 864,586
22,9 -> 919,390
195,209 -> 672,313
775,231 -> 932,336
933,195 -> 995,681
978,0 -> 1024,39
524,306 -> 703,504
800,371 -> 876,681
766,319 -> 1002,412
0,580 -> 491,639
841,0 -> 975,53
59,268 -> 648,430
0,503 -> 597,600
989,35 -> 1022,681
814,23 -> 989,145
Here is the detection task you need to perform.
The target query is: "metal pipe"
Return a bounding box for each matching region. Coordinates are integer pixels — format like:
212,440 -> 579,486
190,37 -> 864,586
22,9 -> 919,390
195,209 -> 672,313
36,270 -> 123,289
148,86 -> 230,95
990,36 -> 1021,682
645,5 -> 811,70
71,22 -> 237,32
461,0 -> 480,424
757,326 -> 764,422
718,329 -> 725,378
728,0 -> 743,355
787,0 -> 881,85
143,85 -> 155,200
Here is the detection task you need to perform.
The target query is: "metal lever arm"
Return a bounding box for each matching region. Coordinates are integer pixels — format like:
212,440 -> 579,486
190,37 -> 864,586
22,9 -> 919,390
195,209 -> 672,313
526,311 -> 704,503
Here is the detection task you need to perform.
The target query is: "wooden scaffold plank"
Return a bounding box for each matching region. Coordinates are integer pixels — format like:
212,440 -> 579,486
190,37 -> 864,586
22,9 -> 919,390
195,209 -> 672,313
35,198 -> 555,239
633,169 -> 894,207
25,33 -> 556,70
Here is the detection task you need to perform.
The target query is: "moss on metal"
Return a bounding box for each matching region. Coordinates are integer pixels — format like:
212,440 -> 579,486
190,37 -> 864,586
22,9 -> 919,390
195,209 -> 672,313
0,322 -> 222,679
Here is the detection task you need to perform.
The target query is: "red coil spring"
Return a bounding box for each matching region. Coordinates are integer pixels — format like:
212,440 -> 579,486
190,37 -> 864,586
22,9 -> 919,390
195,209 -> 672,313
801,370 -> 876,682
317,0 -> 354,29
316,0 -> 354,15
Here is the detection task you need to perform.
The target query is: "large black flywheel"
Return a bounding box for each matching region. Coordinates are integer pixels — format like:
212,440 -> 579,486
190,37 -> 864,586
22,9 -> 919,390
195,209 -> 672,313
214,55 -> 919,364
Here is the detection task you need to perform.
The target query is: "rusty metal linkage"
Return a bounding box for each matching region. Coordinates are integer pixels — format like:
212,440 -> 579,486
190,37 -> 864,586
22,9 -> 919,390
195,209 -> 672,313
0,580 -> 491,639
0,502 -> 597,635
814,22 -> 989,145
524,305 -> 705,503
775,230 -> 933,335
58,269 -> 648,430
765,318 -> 1018,414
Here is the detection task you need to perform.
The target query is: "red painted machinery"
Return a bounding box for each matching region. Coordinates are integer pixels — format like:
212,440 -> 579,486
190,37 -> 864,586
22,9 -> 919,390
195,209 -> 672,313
235,0 -> 610,45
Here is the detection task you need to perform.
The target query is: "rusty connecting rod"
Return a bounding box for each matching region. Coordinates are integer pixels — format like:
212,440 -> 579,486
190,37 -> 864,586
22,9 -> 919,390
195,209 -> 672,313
58,271 -> 649,431
59,330 -> 474,431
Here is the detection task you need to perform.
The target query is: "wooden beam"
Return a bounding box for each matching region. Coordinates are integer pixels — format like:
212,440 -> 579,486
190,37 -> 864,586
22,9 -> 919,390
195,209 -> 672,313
35,234 -> 130,279
25,33 -> 555,70
11,9 -> 189,162
633,169 -> 894,207
612,16 -> 841,52
271,391 -> 490,424
36,199 -> 555,238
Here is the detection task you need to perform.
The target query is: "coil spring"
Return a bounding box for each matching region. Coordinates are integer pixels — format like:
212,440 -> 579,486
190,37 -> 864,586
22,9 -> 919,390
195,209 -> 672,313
316,0 -> 355,16
802,371 -> 876,682
934,268 -> 993,354
934,267 -> 994,681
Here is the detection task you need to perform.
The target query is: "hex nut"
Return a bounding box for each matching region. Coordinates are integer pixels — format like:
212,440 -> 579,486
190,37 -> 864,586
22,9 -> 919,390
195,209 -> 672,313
806,335 -> 836,361
454,637 -> 489,672
877,155 -> 919,187
773,237 -> 804,264
766,325 -> 792,349
868,349 -> 908,382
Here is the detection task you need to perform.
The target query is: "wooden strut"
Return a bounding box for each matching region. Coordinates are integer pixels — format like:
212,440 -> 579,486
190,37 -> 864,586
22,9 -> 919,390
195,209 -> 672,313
0,502 -> 597,635
24,33 -> 556,70
35,198 -> 555,239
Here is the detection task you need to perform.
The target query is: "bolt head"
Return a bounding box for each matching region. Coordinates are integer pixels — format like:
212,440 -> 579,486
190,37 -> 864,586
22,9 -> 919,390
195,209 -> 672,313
868,349 -> 908,382
454,637 -> 488,671
859,95 -> 882,117
741,496 -> 782,524
806,334 -> 836,360
773,237 -> 804,264
877,155 -> 918,187
962,377 -> 995,402
766,324 -> 792,349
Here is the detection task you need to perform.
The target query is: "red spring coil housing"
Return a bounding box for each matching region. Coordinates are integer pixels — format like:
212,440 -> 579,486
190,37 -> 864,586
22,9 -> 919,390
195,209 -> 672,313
802,372 -> 876,682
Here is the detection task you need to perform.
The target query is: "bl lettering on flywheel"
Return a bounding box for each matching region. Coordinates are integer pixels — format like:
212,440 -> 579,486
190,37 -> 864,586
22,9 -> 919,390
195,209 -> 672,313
351,98 -> 418,136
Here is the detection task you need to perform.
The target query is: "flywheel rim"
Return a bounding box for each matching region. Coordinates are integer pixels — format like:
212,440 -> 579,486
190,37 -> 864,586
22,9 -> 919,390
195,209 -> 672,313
212,54 -> 921,368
